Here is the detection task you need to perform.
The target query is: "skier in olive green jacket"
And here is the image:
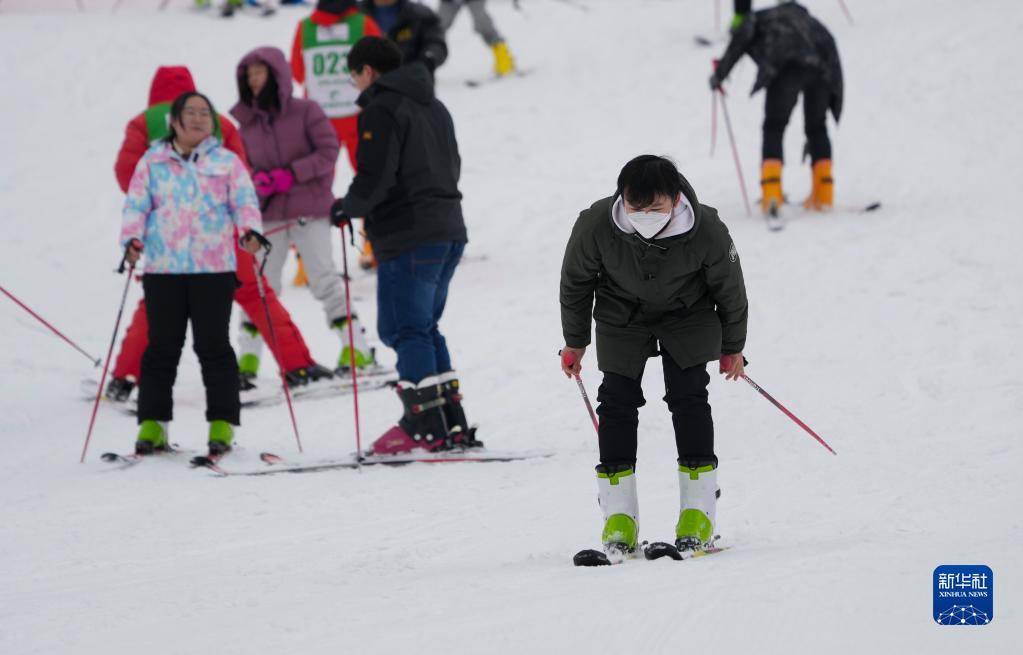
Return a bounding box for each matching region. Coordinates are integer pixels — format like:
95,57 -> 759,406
559,155 -> 748,559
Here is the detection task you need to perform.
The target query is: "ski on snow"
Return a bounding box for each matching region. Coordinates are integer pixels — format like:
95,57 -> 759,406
761,200 -> 881,232
239,367 -> 397,408
573,539 -> 729,567
190,448 -> 555,477
465,68 -> 535,88
82,367 -> 398,415
99,445 -> 196,468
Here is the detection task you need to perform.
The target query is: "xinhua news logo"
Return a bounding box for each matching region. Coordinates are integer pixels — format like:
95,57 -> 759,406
933,565 -> 993,625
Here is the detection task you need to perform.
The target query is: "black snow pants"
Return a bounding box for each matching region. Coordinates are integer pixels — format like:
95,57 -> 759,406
138,273 -> 240,425
762,64 -> 832,164
596,349 -> 716,470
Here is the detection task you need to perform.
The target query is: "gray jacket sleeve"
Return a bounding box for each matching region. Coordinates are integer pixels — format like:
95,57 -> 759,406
701,212 -> 748,354
559,210 -> 602,348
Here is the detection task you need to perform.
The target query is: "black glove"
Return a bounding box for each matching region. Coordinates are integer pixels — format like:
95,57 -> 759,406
330,198 -> 350,229
709,72 -> 723,92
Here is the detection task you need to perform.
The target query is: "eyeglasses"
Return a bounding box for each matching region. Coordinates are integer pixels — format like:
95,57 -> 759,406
182,109 -> 212,119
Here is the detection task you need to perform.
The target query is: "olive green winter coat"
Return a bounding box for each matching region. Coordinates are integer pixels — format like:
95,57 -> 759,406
559,177 -> 748,379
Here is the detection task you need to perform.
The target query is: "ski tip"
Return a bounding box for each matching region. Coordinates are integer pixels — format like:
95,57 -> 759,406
862,201 -> 882,212
642,541 -> 684,561
259,452 -> 284,465
573,549 -> 613,567
190,456 -> 215,468
99,452 -> 121,462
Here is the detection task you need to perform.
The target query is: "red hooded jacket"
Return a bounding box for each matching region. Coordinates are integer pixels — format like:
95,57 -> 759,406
113,66 -> 247,193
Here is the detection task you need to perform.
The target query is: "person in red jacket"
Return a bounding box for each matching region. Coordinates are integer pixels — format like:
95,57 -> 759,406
107,66 -> 331,403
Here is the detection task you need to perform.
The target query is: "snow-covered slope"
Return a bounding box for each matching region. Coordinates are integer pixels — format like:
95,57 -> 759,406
0,1 -> 1019,653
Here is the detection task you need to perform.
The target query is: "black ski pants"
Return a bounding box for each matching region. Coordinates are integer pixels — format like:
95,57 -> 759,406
138,273 -> 240,425
596,351 -> 715,469
763,64 -> 832,163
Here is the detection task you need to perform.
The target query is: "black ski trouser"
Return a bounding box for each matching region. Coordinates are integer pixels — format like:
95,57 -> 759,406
596,351 -> 715,469
138,273 -> 240,425
762,64 -> 832,164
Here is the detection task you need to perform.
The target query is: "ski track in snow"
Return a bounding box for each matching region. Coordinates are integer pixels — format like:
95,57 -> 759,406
0,1 -> 1020,653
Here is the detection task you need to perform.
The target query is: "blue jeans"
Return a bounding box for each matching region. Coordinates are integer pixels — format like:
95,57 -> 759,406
377,241 -> 465,383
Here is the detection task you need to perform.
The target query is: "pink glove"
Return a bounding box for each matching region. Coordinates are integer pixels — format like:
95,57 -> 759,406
253,171 -> 274,197
269,168 -> 294,194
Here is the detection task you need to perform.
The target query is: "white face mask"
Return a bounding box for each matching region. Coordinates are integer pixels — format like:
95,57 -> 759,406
625,208 -> 672,239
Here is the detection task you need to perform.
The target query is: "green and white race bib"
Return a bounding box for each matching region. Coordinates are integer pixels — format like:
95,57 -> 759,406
300,18 -> 366,119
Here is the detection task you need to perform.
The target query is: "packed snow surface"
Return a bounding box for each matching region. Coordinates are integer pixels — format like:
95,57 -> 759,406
0,1 -> 1020,653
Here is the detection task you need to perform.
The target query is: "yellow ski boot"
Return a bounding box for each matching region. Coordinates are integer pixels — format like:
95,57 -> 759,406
760,159 -> 783,216
292,252 -> 308,287
492,41 -> 515,77
803,159 -> 833,211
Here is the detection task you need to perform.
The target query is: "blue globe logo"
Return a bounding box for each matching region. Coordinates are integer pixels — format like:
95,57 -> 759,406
935,605 -> 991,625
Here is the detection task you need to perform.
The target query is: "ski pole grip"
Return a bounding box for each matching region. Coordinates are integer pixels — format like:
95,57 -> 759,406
117,239 -> 141,274
560,349 -> 577,367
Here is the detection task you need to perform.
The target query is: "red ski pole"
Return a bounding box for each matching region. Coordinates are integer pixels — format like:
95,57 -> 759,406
338,223 -> 363,466
742,374 -> 837,455
81,247 -> 136,463
837,0 -> 854,25
717,86 -> 752,217
560,350 -> 598,434
710,88 -> 718,157
249,234 -> 303,453
2,284 -> 101,366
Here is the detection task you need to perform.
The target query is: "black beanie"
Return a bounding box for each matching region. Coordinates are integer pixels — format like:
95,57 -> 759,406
317,0 -> 356,14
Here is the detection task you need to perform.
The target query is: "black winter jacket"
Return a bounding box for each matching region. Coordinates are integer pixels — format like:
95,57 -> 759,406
341,63 -> 467,261
560,176 -> 748,379
717,2 -> 843,121
362,0 -> 448,73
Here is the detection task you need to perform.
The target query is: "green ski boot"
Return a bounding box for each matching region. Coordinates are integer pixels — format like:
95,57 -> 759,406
675,460 -> 718,552
596,463 -> 640,556
208,420 -> 234,456
332,316 -> 375,373
135,420 -> 169,455
237,321 -> 261,390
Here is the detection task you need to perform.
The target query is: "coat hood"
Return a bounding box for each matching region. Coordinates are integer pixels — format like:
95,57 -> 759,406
358,61 -> 434,107
148,66 -> 196,106
235,46 -> 294,112
607,172 -> 703,245
317,0 -> 357,13
362,0 -> 409,11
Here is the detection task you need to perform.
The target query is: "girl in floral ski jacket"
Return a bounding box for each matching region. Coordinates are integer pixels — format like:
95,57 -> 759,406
120,91 -> 263,458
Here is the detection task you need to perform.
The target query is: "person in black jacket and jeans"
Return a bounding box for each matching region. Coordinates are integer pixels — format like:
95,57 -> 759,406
332,36 -> 473,456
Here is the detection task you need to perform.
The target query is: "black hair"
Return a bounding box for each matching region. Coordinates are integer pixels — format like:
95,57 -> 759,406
239,64 -> 280,113
616,155 -> 683,209
165,91 -> 216,143
347,36 -> 403,76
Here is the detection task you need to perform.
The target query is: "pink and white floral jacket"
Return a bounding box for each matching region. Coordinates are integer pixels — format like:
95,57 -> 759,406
121,137 -> 261,274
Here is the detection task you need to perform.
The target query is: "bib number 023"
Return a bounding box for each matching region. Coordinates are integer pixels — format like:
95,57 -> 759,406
312,52 -> 344,76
